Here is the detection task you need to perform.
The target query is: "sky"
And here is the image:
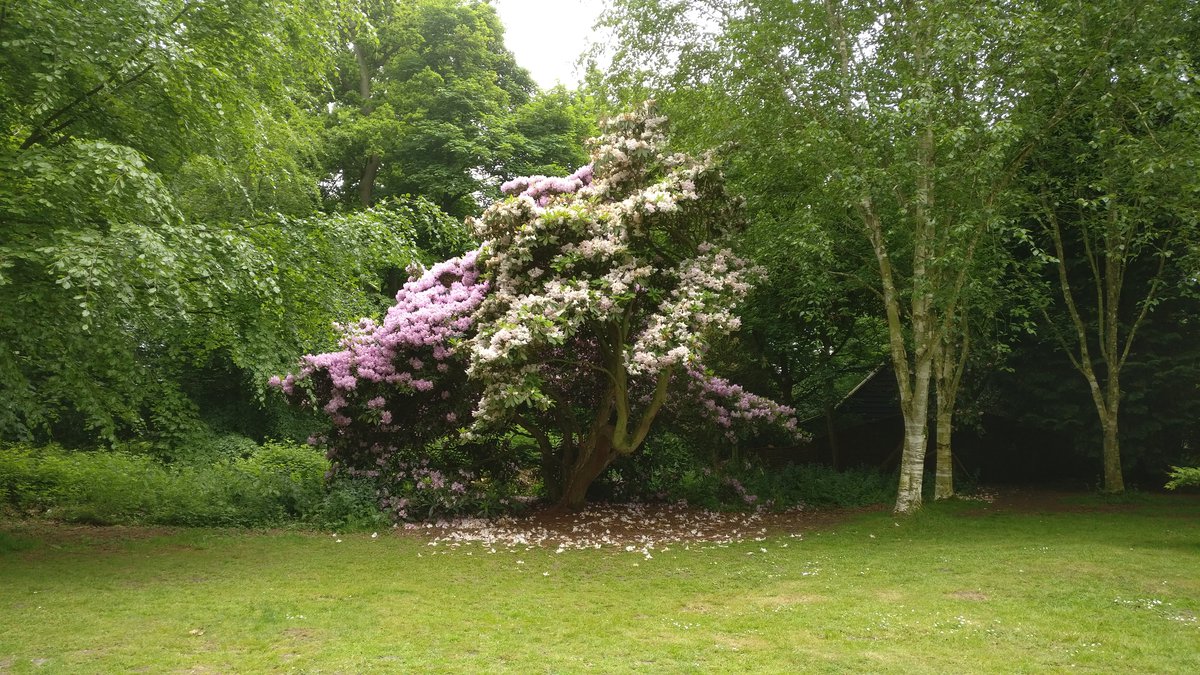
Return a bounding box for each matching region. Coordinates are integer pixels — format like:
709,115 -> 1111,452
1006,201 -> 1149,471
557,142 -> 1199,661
491,0 -> 605,90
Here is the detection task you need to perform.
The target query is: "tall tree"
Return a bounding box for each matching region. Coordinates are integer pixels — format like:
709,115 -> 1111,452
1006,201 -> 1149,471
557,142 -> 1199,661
597,0 -> 1050,511
1020,0 -> 1200,492
0,1 -> 451,444
320,0 -> 541,215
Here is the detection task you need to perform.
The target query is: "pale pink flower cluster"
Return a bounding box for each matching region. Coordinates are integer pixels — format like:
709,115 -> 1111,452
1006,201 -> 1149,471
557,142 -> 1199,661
685,367 -> 805,444
628,246 -> 760,375
463,104 -> 783,438
269,250 -> 488,434
500,165 -> 594,207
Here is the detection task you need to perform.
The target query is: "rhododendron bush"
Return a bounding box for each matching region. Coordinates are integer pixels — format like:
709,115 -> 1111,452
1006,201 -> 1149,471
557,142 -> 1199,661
274,104 -> 801,513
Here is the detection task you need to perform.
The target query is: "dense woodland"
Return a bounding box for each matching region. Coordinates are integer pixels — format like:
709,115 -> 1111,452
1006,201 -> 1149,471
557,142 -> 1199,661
2,0 -> 1198,522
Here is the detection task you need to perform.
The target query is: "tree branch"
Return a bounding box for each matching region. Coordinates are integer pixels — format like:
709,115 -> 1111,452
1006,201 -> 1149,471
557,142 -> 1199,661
1043,197 -> 1106,414
20,1 -> 194,149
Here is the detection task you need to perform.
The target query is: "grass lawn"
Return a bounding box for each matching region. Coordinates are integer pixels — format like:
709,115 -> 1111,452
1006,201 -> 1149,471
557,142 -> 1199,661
1,492 -> 1198,673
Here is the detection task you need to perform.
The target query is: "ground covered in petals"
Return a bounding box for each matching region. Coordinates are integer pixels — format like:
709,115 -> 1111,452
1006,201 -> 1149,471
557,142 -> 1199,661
420,502 -> 868,558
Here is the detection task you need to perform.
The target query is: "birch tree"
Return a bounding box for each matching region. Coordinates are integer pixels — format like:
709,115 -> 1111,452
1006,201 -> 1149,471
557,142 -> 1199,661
598,0 -> 1047,512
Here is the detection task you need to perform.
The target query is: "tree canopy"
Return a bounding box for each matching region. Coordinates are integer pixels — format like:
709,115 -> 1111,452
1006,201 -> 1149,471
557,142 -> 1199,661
4,0 -> 1198,517
276,105 -> 800,509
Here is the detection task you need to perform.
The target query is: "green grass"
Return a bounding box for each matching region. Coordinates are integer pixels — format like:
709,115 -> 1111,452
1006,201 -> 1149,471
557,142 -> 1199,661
1,495 -> 1198,673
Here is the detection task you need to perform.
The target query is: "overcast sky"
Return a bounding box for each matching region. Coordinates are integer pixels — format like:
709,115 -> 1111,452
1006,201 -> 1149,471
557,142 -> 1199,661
491,0 -> 605,90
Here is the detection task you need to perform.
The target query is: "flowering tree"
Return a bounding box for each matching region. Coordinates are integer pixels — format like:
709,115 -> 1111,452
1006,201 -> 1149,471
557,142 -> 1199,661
269,249 -> 486,460
466,106 -> 800,507
275,105 -> 800,512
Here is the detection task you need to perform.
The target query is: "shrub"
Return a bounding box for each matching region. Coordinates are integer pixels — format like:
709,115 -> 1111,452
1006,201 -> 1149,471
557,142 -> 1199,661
0,442 -> 380,528
352,438 -> 534,522
1166,466 -> 1200,490
315,476 -> 390,531
273,106 -> 801,512
234,440 -> 328,519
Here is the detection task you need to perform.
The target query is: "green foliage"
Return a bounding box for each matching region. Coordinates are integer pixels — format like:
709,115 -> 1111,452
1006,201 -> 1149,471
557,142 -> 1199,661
0,0 -> 334,216
0,0 -> 381,445
0,442 -> 387,529
320,0 -> 589,215
1166,467 -> 1200,490
601,432 -> 894,510
0,199 -> 439,445
499,86 -> 599,182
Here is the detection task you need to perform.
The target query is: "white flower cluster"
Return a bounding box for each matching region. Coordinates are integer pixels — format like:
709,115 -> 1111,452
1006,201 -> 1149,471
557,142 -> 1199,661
628,246 -> 760,375
464,104 -> 755,432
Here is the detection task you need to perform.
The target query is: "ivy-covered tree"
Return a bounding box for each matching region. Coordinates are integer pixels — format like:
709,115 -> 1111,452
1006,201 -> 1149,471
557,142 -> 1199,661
276,106 -> 800,510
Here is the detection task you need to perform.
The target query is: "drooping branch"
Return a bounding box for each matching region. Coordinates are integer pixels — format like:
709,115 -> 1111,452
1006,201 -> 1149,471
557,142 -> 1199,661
20,1 -> 195,150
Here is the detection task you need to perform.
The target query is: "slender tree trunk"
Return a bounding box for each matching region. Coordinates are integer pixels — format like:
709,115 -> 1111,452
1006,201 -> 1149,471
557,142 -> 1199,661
934,397 -> 954,500
1099,415 -> 1118,487
932,327 -> 967,500
865,196 -> 934,514
1077,362 -> 1124,493
894,355 -> 932,514
353,40 -> 379,208
1100,411 -> 1123,493
1099,360 -> 1124,492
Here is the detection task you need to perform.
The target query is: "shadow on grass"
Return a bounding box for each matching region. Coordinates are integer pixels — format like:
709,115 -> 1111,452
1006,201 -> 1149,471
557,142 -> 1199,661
0,530 -> 37,554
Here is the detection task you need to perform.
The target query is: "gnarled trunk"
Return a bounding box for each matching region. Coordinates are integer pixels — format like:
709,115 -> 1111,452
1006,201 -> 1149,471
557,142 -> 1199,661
556,429 -> 617,511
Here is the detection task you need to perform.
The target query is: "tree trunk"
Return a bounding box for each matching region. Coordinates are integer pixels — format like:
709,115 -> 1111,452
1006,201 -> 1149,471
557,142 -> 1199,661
556,431 -> 616,511
894,369 -> 931,514
1101,414 -> 1123,493
1099,359 -> 1123,493
934,400 -> 954,500
932,330 -> 965,501
359,154 -> 381,207
353,40 -> 379,208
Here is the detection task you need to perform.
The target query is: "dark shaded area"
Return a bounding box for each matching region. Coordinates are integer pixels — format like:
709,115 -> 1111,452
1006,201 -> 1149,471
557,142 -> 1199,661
773,355 -> 1194,489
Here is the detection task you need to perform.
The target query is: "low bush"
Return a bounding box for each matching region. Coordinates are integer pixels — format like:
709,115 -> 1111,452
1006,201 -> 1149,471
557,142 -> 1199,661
2,436 -> 893,528
0,442 -> 384,528
344,438 -> 535,522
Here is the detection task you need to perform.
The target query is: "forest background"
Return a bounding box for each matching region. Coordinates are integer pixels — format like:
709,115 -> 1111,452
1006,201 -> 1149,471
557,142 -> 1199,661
2,0 -> 1197,524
